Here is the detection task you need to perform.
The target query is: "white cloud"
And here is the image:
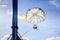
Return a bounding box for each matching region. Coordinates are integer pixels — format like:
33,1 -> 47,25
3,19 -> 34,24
0,34 -> 11,40
7,10 -> 12,16
0,4 -> 7,8
49,0 -> 60,8
18,15 -> 25,20
22,36 -> 30,40
0,0 -> 8,8
46,37 -> 60,40
0,34 -> 30,40
7,10 -> 25,20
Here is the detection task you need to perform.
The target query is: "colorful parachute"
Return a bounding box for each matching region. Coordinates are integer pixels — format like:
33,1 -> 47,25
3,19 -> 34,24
25,7 -> 46,29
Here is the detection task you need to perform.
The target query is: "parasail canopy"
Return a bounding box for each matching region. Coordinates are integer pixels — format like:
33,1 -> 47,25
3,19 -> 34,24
25,7 -> 46,25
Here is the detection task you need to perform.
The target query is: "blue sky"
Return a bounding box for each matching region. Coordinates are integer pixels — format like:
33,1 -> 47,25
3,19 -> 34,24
0,0 -> 60,40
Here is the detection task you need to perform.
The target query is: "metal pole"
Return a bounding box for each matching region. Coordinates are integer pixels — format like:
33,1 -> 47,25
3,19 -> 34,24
12,0 -> 18,40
